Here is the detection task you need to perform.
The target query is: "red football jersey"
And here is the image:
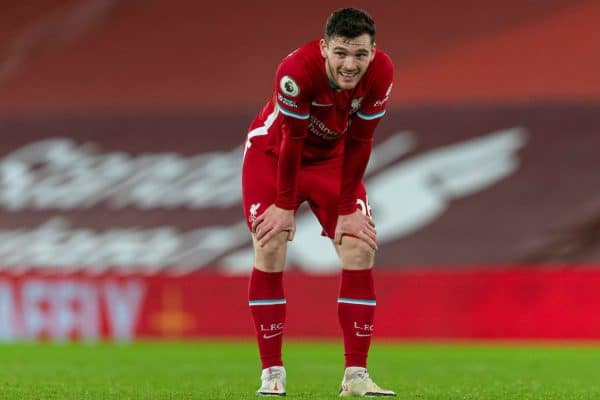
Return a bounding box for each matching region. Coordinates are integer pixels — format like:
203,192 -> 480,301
246,40 -> 394,163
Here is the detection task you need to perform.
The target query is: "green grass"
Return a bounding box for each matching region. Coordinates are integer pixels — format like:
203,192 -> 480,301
1,340 -> 600,399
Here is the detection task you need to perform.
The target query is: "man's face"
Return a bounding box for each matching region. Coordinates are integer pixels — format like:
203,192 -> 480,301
320,33 -> 375,90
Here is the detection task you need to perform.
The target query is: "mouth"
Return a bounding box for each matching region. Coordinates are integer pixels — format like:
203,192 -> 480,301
339,70 -> 358,79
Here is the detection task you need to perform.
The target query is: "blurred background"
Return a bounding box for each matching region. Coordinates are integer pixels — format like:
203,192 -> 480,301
0,0 -> 599,341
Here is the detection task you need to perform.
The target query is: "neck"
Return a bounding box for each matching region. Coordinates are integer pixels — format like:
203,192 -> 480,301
325,62 -> 341,90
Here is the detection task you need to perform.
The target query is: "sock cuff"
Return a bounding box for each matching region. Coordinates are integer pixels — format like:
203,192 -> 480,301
339,268 -> 375,300
252,267 -> 284,278
341,268 -> 373,278
249,267 -> 285,300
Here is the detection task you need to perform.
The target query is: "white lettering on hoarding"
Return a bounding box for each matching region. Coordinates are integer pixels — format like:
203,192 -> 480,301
0,139 -> 242,210
0,280 -> 145,341
0,129 -> 526,273
0,282 -> 14,341
22,280 -> 52,339
103,281 -> 145,341
0,219 -> 249,271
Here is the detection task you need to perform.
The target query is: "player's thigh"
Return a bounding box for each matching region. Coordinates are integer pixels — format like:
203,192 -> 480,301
242,148 -> 291,271
302,170 -> 372,239
242,147 -> 278,230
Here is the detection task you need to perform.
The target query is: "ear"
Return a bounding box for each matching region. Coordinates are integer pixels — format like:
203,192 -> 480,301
370,42 -> 376,61
319,38 -> 328,58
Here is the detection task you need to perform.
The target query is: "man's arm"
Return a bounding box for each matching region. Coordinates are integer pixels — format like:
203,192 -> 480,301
253,61 -> 311,246
275,116 -> 308,210
337,117 -> 379,215
335,53 -> 394,249
253,115 -> 308,246
334,117 -> 380,249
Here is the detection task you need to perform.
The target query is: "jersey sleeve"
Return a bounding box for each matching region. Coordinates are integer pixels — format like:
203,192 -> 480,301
273,53 -> 312,209
274,54 -> 312,121
337,53 -> 394,214
356,52 -> 394,121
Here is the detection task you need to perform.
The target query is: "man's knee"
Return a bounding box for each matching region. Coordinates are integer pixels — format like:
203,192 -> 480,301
253,231 -> 289,272
336,236 -> 376,270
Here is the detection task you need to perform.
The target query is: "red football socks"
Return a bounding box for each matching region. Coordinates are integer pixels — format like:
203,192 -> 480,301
337,269 -> 376,368
248,268 -> 286,369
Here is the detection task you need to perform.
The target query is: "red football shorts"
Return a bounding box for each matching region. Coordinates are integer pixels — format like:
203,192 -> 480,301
242,146 -> 370,239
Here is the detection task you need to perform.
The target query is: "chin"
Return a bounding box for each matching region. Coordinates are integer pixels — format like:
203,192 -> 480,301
337,80 -> 358,90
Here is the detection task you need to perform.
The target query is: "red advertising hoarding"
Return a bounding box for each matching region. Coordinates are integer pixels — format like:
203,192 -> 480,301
1,267 -> 599,341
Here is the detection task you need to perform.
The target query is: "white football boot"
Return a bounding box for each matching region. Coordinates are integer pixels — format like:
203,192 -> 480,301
339,367 -> 396,397
256,366 -> 286,396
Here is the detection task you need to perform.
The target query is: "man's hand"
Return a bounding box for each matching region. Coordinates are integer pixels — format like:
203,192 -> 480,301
252,204 -> 296,247
334,210 -> 378,250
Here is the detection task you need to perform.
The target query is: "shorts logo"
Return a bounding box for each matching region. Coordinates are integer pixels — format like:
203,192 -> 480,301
280,75 -> 300,97
356,198 -> 372,217
249,203 -> 261,223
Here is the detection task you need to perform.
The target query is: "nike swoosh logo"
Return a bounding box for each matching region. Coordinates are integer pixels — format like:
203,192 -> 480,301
355,332 -> 372,337
263,332 -> 283,339
311,101 -> 333,107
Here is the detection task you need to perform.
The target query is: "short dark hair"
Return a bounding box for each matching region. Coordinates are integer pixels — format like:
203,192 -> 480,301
325,8 -> 375,43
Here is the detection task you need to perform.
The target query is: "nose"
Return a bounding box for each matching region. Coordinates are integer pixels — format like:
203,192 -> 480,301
342,57 -> 357,71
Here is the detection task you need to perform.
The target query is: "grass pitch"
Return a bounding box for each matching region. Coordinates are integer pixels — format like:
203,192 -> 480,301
1,340 -> 600,399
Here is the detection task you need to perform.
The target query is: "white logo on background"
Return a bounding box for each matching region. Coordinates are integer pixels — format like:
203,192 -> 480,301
249,203 -> 261,223
263,332 -> 283,339
354,321 -> 374,337
278,93 -> 298,108
356,198 -> 373,217
260,322 -> 283,339
280,76 -> 300,97
373,83 -> 393,107
351,97 -> 363,111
